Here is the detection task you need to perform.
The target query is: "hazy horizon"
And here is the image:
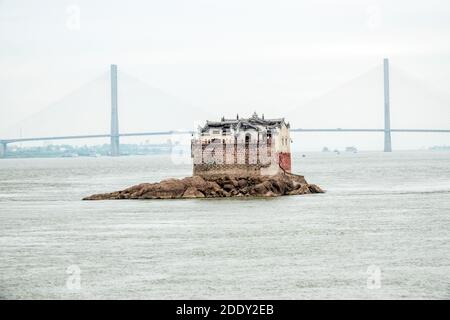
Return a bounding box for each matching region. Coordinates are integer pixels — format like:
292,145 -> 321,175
1,0 -> 449,151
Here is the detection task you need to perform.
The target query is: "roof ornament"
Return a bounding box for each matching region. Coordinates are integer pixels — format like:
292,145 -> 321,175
252,111 -> 258,118
236,113 -> 239,120
262,113 -> 264,120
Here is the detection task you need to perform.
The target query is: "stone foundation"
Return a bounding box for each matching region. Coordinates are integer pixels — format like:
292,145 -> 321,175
193,163 -> 268,177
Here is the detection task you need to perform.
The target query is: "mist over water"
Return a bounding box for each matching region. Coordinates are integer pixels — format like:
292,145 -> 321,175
1,151 -> 449,299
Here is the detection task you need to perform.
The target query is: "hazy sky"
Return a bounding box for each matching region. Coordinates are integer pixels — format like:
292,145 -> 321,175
1,0 -> 449,150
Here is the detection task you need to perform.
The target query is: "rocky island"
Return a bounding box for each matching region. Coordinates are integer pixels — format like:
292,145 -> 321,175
83,172 -> 323,200
84,114 -> 324,200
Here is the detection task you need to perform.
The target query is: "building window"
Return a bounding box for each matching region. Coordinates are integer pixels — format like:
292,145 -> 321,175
245,134 -> 251,165
267,130 -> 272,157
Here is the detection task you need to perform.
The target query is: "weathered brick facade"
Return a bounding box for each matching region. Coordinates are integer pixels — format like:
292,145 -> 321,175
191,113 -> 291,177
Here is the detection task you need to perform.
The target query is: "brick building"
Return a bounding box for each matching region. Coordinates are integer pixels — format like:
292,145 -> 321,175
191,113 -> 291,177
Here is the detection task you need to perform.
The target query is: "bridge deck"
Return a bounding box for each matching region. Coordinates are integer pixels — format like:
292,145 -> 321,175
1,129 -> 449,144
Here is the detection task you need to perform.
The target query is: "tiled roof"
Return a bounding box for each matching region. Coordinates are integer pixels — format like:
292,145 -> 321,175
200,113 -> 289,133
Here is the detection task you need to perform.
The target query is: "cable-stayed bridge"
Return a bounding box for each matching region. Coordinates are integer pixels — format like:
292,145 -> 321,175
1,59 -> 449,158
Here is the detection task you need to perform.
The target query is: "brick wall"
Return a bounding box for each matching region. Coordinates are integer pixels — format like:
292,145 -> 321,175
191,140 -> 290,176
278,152 -> 292,172
191,141 -> 275,165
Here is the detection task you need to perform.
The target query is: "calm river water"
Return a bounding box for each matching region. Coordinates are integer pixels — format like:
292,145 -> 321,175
0,151 -> 449,299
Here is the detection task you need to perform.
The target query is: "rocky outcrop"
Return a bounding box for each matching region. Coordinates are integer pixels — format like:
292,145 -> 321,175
83,173 -> 324,200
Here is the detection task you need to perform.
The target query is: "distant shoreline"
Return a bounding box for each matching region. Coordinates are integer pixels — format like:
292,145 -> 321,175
1,147 -> 449,159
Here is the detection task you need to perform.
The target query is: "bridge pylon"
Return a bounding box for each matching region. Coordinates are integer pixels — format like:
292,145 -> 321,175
110,64 -> 120,156
383,58 -> 392,152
